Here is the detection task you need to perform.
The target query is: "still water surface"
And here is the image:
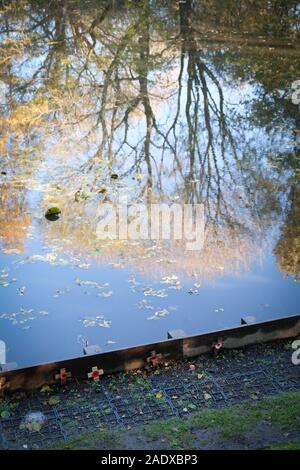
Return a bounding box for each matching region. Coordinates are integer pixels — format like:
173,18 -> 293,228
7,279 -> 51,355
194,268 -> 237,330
0,0 -> 299,367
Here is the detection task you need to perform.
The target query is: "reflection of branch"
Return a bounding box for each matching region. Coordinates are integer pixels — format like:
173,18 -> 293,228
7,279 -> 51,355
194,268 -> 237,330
0,0 -> 264,234
81,20 -> 140,171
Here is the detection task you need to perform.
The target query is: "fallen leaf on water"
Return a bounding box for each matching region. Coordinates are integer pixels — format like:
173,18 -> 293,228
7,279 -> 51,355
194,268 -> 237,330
98,290 -> 113,298
143,287 -> 168,298
188,288 -> 198,295
98,319 -> 112,328
147,308 -> 170,321
76,263 -> 90,269
39,310 -> 49,316
137,299 -> 154,310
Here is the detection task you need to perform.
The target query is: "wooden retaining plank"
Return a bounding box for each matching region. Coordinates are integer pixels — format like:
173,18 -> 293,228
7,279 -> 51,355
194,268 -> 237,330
0,314 -> 299,392
182,314 -> 300,357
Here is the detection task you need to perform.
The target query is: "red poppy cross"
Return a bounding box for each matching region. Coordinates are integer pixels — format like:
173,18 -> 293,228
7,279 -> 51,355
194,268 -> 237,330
147,350 -> 163,368
213,337 -> 223,356
88,366 -> 104,382
55,368 -> 72,386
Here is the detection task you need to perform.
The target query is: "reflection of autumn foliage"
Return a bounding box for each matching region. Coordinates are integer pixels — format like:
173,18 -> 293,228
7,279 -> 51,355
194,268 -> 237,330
42,195 -> 258,281
275,184 -> 300,282
0,184 -> 31,253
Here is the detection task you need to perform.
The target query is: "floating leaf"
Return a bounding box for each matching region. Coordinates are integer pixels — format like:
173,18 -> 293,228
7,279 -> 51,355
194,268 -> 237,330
143,287 -> 168,298
45,206 -> 61,221
18,286 -> 26,296
188,288 -> 198,295
45,207 -> 61,217
137,299 -> 154,310
98,319 -> 112,328
80,316 -> 112,328
98,290 -> 113,298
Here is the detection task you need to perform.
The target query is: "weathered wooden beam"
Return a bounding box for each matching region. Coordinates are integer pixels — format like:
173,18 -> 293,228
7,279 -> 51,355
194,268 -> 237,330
1,314 -> 299,392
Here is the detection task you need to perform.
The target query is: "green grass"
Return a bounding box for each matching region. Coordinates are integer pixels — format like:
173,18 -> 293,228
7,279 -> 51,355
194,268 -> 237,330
48,392 -> 300,450
191,392 -> 300,438
189,392 -> 300,438
244,392 -> 300,427
50,429 -> 122,450
268,442 -> 300,450
143,417 -> 193,450
190,405 -> 249,438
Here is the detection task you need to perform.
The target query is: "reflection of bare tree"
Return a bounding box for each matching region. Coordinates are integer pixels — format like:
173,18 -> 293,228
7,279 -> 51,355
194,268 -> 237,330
275,182 -> 300,282
167,0 -> 240,217
0,0 -> 297,281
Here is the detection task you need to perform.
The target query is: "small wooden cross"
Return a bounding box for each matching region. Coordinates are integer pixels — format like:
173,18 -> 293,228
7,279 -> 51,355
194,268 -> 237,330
213,337 -> 223,356
147,350 -> 163,368
55,368 -> 71,386
88,366 -> 104,382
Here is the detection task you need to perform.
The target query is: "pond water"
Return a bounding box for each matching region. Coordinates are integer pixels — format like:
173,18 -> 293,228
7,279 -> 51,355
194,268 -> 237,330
0,0 -> 299,368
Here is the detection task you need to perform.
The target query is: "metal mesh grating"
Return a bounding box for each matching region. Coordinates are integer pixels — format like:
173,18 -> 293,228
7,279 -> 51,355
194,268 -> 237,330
1,341 -> 300,449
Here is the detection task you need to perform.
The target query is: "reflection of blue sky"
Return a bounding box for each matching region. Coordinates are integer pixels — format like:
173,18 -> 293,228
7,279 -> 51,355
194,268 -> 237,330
1,244 -> 299,368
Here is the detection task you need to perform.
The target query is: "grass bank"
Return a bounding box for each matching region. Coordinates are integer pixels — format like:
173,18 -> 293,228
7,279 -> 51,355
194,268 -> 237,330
49,391 -> 300,450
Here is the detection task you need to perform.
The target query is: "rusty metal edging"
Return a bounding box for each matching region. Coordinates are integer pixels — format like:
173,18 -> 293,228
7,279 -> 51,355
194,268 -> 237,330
0,314 -> 299,392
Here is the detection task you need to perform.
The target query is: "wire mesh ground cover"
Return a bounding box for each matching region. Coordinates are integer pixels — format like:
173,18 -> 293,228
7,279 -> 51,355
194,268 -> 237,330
0,340 -> 299,449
